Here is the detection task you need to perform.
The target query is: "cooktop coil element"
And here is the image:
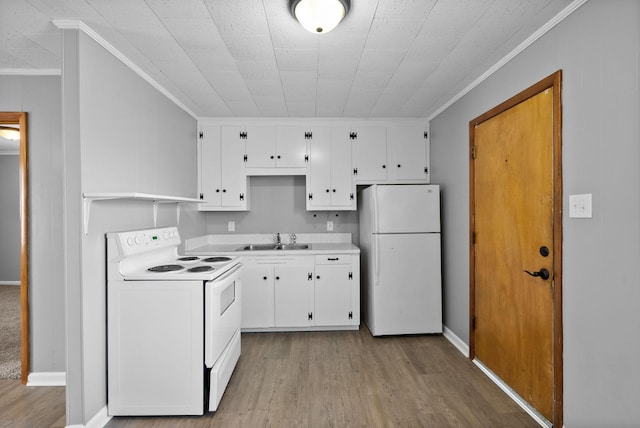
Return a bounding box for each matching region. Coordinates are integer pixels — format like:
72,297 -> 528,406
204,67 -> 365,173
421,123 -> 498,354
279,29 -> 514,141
147,264 -> 184,273
203,256 -> 232,263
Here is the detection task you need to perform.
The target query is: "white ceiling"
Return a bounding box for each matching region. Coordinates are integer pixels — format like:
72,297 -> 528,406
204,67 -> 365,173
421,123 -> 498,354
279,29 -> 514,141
0,0 -> 575,119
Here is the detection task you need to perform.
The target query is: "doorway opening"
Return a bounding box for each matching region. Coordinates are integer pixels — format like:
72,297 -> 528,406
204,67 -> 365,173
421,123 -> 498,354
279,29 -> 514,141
0,112 -> 29,384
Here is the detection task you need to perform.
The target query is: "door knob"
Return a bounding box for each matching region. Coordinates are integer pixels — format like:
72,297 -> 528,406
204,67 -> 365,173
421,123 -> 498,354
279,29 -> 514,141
523,268 -> 550,280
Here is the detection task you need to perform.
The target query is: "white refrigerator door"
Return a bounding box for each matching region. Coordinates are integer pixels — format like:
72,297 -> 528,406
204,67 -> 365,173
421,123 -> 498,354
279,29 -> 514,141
372,184 -> 440,233
367,233 -> 442,336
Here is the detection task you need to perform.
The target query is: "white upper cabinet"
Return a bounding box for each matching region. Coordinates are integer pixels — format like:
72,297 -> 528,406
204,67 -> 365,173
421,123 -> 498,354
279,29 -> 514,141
243,126 -> 276,168
198,124 -> 248,211
275,126 -> 310,168
306,127 -> 356,210
387,125 -> 430,182
243,126 -> 308,173
351,127 -> 388,183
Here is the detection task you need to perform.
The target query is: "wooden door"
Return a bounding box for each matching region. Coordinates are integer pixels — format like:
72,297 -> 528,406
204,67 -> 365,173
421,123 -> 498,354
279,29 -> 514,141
470,71 -> 563,426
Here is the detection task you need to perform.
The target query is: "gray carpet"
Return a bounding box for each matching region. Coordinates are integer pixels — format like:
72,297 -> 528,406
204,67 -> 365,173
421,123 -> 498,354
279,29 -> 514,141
0,285 -> 21,379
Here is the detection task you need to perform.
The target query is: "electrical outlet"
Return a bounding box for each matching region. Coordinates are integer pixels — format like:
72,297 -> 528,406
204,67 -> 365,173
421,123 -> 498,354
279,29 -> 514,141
327,221 -> 334,231
228,221 -> 235,232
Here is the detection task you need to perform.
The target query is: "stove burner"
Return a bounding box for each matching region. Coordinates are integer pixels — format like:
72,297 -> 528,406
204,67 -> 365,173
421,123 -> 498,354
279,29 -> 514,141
187,266 -> 214,273
147,264 -> 184,273
177,256 -> 200,262
203,256 -> 232,263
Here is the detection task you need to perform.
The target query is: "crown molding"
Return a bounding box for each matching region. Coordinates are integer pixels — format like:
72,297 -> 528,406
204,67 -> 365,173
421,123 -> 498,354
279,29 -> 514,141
427,0 -> 589,121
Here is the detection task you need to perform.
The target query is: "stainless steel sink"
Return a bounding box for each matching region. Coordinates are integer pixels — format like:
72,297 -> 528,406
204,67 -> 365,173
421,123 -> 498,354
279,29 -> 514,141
236,243 -> 310,251
236,244 -> 278,251
276,244 -> 309,250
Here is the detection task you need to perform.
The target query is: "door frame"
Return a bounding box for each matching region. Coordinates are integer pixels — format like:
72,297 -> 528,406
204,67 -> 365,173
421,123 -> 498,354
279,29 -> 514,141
0,112 -> 30,384
468,71 -> 563,426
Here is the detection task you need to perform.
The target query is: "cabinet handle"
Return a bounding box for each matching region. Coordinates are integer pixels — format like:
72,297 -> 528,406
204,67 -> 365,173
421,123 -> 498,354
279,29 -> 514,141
216,189 -> 220,193
382,165 -> 386,169
275,276 -> 280,280
308,273 -> 313,280
222,189 -> 227,193
308,312 -> 313,320
270,155 -> 274,159
397,164 -> 401,168
316,275 -> 320,279
332,189 -> 336,193
326,189 -> 330,193
277,155 -> 281,159
263,276 -> 267,280
328,257 -> 339,261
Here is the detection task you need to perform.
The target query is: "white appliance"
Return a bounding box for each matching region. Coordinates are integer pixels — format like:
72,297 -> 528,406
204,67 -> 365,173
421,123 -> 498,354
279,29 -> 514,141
359,184 -> 442,336
106,226 -> 242,415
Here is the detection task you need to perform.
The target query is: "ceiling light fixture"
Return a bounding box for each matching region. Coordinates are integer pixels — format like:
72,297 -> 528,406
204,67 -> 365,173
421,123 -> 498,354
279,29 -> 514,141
0,126 -> 20,141
289,0 -> 350,34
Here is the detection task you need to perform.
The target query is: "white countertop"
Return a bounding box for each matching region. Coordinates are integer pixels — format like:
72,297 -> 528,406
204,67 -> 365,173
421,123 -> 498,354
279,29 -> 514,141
185,233 -> 360,256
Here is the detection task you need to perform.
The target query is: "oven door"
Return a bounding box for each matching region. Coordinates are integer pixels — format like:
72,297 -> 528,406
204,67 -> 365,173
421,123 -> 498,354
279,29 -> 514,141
205,263 -> 242,368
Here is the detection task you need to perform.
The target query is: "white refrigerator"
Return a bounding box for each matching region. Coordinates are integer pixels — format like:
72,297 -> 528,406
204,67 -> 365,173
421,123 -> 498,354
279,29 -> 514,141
359,184 -> 442,336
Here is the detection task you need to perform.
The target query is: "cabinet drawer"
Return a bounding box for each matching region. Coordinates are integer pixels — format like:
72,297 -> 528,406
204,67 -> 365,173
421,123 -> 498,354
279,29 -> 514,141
314,254 -> 350,265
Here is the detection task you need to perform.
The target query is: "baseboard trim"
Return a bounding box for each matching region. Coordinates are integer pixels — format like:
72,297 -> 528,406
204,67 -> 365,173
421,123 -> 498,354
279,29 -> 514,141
65,406 -> 111,428
473,359 -> 551,428
442,325 -> 470,357
26,372 -> 66,386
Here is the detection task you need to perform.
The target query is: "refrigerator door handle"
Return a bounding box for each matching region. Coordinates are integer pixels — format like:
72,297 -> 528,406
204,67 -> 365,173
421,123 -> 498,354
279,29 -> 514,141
372,187 -> 379,232
374,238 -> 380,287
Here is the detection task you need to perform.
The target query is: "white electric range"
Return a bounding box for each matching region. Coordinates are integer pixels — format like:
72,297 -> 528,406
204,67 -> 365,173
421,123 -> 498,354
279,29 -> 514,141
106,226 -> 242,415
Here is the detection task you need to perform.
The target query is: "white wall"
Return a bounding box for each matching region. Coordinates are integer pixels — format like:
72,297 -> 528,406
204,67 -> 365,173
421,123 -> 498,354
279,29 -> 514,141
61,30 -> 203,425
0,75 -> 65,373
430,1 -> 640,426
0,155 -> 19,281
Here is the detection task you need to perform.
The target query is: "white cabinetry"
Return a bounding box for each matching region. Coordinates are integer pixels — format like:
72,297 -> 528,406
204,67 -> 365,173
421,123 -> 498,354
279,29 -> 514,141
274,257 -> 315,327
314,254 -> 359,327
238,252 -> 359,331
198,124 -> 248,211
387,125 -> 430,182
306,127 -> 356,210
243,126 -> 308,172
241,263 -> 275,329
351,127 -> 388,183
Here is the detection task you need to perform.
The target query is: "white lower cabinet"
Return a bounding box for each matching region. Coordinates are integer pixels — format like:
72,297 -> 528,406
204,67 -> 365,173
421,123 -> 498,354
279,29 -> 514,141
314,254 -> 359,327
239,253 -> 359,331
274,260 -> 315,327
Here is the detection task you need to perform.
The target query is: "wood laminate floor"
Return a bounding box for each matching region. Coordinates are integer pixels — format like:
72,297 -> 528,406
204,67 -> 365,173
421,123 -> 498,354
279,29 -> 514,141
106,327 -> 539,428
0,380 -> 65,428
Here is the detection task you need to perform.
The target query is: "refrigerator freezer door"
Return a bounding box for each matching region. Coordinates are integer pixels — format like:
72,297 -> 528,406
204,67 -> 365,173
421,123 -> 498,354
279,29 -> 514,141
373,184 -> 440,233
366,233 -> 442,336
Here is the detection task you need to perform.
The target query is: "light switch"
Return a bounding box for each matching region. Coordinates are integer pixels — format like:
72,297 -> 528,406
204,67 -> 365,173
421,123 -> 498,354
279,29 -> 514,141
569,194 -> 592,218
228,221 -> 235,232
327,221 -> 334,231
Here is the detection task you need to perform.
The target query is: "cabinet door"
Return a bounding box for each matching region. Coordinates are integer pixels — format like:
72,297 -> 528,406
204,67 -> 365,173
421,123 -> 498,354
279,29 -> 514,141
220,126 -> 247,208
244,126 -> 276,168
352,127 -> 388,183
329,129 -> 355,207
307,127 -> 332,208
276,126 -> 308,168
274,264 -> 314,327
314,264 -> 352,326
387,126 -> 429,181
241,265 -> 274,328
199,124 -> 222,209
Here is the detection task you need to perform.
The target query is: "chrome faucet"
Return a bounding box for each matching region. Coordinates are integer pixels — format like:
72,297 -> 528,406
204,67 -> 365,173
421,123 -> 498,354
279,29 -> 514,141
275,232 -> 281,245
290,233 -> 297,244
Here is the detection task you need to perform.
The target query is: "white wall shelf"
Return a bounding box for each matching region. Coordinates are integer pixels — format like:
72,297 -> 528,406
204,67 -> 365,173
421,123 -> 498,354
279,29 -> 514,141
82,192 -> 201,234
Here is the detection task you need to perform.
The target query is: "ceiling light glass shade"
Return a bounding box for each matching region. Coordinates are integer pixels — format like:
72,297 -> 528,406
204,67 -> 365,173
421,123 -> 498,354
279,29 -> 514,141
0,127 -> 20,141
290,0 -> 350,34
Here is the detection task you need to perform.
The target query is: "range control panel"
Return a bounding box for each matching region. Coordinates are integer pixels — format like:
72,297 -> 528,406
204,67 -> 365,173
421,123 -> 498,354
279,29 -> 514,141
112,226 -> 181,257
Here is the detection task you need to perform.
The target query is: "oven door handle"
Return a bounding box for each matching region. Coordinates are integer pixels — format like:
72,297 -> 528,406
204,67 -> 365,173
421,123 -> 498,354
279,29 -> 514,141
209,263 -> 242,286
